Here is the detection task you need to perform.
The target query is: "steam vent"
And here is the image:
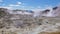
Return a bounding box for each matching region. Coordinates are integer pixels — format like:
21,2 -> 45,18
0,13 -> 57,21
0,6 -> 60,34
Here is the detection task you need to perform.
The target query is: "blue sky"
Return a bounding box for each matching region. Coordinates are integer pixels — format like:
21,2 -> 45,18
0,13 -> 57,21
0,0 -> 60,10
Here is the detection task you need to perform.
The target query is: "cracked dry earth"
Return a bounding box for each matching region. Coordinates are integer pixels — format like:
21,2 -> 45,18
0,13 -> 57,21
0,17 -> 60,34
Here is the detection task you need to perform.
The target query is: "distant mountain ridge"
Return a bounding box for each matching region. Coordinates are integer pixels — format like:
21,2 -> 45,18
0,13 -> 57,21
36,6 -> 60,17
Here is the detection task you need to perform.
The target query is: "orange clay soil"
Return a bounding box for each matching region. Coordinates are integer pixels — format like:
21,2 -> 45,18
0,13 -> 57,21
38,31 -> 60,34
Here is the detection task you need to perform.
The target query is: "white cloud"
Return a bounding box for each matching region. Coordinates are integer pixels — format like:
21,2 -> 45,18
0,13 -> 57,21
17,2 -> 22,5
8,2 -> 22,7
0,0 -> 3,2
0,6 -> 13,9
4,2 -> 22,9
9,4 -> 20,7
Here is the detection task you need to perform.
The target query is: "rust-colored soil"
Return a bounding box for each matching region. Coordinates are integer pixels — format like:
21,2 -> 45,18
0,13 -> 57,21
38,32 -> 60,34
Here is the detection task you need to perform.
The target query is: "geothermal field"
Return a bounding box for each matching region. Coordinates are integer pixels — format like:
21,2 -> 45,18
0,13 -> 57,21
0,6 -> 60,34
